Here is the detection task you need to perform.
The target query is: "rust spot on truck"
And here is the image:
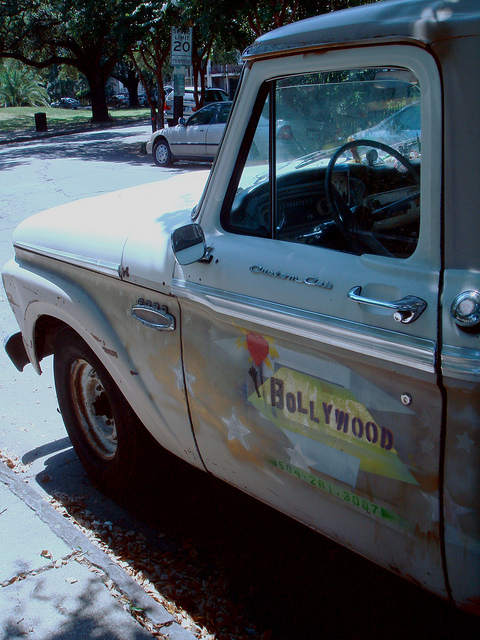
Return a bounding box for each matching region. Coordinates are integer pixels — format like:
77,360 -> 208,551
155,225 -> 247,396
90,333 -> 118,358
6,292 -> 20,309
102,346 -> 118,358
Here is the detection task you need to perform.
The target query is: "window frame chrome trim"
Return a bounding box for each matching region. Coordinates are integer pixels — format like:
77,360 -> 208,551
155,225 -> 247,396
172,278 -> 436,373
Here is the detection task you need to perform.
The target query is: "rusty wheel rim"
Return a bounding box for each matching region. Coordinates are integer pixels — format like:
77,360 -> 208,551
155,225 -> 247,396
69,358 -> 117,460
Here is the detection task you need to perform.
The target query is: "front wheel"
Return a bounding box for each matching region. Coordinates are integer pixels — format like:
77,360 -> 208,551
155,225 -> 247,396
54,328 -> 150,494
153,138 -> 173,167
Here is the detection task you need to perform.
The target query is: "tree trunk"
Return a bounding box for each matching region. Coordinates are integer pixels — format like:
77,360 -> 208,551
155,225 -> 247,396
123,70 -> 140,107
84,67 -> 111,123
128,44 -> 168,131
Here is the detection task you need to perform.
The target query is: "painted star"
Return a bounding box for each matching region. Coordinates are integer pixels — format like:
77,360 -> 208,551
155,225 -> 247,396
171,359 -> 185,390
456,431 -> 475,453
421,490 -> 471,531
421,491 -> 440,522
285,441 -> 316,472
208,325 -> 219,342
444,489 -> 472,529
420,437 -> 435,455
222,408 -> 251,450
171,360 -> 196,395
184,370 -> 196,395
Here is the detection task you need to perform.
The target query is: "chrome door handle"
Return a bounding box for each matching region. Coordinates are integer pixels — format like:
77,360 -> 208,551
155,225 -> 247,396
132,300 -> 175,331
348,286 -> 427,324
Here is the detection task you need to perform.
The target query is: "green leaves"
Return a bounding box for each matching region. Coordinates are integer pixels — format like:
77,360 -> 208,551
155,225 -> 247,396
0,59 -> 50,106
0,1 -> 380,122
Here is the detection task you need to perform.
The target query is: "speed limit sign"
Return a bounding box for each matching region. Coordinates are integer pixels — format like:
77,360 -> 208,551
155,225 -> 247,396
171,28 -> 192,67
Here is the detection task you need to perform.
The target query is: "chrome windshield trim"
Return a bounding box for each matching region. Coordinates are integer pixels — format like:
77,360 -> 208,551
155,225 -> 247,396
172,279 -> 436,373
442,345 -> 480,382
14,242 -> 121,278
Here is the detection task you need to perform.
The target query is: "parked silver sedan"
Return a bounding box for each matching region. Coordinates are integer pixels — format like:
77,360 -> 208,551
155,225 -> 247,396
146,102 -> 232,167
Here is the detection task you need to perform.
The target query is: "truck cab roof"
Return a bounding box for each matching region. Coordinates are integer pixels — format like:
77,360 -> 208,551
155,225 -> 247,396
244,0 -> 480,60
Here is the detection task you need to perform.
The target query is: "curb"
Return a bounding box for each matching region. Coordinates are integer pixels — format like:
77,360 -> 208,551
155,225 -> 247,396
0,461 -> 196,640
0,118 -> 152,146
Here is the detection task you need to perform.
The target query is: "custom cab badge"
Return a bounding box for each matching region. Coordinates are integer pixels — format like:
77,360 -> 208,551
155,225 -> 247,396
250,265 -> 333,290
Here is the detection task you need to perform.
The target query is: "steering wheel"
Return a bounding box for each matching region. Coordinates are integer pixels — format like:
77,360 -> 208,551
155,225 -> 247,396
325,139 -> 420,256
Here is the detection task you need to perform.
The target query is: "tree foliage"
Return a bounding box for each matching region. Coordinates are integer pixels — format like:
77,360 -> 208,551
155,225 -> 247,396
0,1 -> 380,122
0,59 -> 49,106
168,0 -> 379,105
0,0 -> 141,121
126,1 -> 181,128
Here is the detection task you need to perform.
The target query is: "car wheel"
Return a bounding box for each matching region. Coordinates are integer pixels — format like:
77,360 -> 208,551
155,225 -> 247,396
53,328 -> 150,494
153,138 -> 173,167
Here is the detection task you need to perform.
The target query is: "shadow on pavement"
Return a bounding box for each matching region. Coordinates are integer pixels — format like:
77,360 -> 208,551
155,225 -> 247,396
28,438 -> 480,640
22,436 -> 71,465
2,562 -> 152,640
0,126 -> 215,171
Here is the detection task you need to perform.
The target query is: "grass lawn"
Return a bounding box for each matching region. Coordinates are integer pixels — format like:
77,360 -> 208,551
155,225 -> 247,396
0,106 -> 151,135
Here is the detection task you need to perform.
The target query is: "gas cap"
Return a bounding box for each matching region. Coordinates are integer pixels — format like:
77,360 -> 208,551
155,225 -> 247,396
451,290 -> 480,329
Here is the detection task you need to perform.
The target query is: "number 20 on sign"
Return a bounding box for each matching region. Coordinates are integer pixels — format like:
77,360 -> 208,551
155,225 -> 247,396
171,28 -> 192,67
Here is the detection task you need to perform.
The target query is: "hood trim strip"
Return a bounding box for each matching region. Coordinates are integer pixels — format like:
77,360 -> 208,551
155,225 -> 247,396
14,242 -> 121,279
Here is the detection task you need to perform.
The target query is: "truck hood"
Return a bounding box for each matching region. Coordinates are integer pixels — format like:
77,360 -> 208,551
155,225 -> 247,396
13,171 -> 210,289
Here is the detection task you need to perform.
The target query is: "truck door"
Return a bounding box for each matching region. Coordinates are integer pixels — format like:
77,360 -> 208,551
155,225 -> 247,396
174,47 -> 446,596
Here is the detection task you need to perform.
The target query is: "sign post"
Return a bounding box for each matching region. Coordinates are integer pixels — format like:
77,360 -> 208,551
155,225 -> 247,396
171,28 -> 192,125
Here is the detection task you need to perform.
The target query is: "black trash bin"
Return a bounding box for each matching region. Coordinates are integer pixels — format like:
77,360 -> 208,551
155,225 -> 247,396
34,112 -> 48,132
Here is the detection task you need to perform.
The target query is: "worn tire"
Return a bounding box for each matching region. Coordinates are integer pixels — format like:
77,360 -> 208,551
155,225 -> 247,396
153,138 -> 173,167
53,328 -> 149,494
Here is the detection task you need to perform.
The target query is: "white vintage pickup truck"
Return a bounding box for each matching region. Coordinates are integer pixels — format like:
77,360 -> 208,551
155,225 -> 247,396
3,0 -> 480,615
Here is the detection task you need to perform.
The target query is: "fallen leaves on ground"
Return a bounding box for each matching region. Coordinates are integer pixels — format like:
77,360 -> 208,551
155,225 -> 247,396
47,492 -> 270,640
0,449 -> 30,473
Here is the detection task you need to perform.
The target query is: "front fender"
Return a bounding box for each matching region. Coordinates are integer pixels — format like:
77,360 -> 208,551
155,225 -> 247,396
3,258 -> 126,376
2,257 -> 204,468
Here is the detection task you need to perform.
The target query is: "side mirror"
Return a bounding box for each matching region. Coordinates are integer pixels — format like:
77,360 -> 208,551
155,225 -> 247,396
178,117 -> 186,126
171,223 -> 206,265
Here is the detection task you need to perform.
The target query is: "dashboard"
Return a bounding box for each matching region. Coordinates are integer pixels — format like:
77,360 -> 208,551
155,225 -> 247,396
227,161 -> 420,258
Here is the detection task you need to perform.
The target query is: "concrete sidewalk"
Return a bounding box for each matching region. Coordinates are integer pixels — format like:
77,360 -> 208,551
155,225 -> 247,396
0,117 -> 152,147
0,461 -> 195,640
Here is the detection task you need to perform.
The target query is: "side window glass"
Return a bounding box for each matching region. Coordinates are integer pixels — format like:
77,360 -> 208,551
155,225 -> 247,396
188,105 -> 215,126
227,93 -> 272,237
223,68 -> 421,259
216,104 -> 231,125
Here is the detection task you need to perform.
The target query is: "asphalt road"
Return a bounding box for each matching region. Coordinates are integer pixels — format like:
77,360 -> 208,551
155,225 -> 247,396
1,125 -> 479,640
